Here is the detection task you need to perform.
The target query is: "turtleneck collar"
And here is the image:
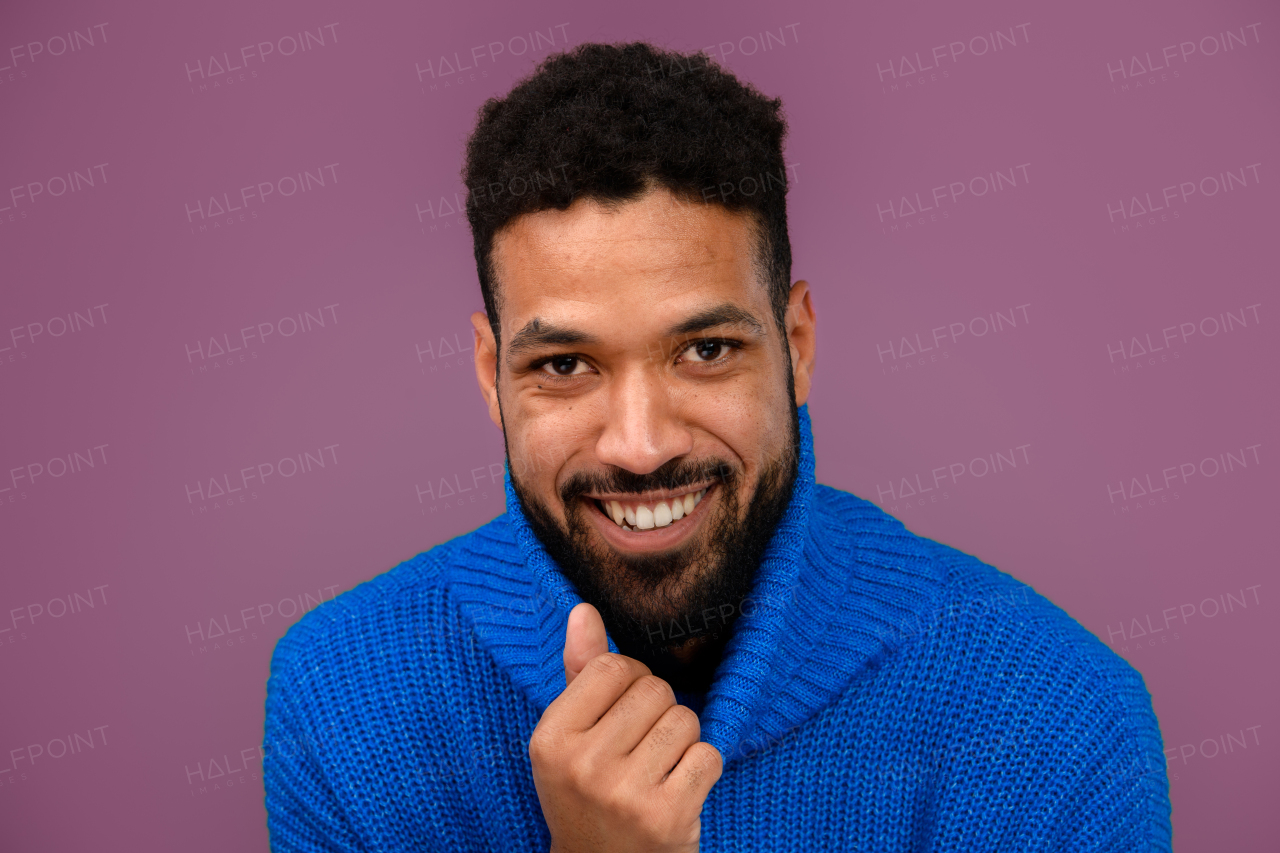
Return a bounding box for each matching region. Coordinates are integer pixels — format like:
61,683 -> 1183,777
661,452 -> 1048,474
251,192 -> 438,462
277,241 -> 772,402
451,403 -> 943,765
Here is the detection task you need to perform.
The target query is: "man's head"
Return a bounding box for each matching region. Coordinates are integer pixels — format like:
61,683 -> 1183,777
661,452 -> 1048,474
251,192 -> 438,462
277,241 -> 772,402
462,42 -> 816,689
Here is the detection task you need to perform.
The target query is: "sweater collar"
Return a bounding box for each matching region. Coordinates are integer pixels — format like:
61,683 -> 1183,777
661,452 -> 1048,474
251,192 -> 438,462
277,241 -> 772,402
452,404 -> 943,765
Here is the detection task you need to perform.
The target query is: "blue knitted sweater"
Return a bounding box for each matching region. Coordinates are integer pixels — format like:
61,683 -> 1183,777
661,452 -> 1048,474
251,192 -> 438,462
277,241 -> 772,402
263,406 -> 1173,851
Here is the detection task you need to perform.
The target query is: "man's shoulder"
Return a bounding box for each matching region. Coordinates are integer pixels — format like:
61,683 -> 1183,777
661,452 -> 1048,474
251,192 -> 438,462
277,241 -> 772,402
812,484 -> 1171,845
269,513 -> 518,680
921,530 -> 1149,703
812,483 -> 1151,702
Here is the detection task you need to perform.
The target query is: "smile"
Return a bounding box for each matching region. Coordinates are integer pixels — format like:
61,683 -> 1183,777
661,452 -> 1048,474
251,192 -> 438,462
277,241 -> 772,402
591,486 -> 709,531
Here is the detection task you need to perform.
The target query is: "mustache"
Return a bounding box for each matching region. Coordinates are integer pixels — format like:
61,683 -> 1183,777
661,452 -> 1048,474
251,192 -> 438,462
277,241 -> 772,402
558,457 -> 740,505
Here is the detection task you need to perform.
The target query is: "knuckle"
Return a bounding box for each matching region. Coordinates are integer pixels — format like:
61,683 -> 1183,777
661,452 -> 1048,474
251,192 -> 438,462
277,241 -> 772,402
692,742 -> 723,780
635,675 -> 676,707
564,751 -> 599,788
608,787 -> 645,820
668,742 -> 719,792
587,653 -> 650,690
527,728 -> 548,758
639,801 -> 692,843
635,809 -> 670,840
670,703 -> 700,732
644,705 -> 699,756
589,652 -> 629,680
527,728 -> 562,765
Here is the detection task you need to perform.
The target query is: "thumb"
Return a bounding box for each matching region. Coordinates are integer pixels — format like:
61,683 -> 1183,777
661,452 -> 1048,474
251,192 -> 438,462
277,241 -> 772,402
563,602 -> 609,686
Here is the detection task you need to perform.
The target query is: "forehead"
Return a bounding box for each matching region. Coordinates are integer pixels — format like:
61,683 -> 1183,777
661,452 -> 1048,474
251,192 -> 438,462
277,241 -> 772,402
490,188 -> 765,325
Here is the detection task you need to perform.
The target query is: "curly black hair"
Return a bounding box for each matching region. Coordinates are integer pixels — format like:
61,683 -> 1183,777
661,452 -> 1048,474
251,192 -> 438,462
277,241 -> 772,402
462,41 -> 792,350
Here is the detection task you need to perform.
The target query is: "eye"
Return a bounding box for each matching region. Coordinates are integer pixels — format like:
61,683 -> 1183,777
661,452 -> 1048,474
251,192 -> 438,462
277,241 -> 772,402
539,355 -> 590,377
682,340 -> 734,363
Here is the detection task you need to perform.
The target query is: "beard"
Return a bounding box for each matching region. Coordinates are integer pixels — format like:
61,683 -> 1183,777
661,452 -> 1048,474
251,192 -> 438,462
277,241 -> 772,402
509,401 -> 800,694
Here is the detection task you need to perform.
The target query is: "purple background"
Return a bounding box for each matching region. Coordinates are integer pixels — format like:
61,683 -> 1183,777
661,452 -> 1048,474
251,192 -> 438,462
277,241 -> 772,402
1,0 -> 1276,850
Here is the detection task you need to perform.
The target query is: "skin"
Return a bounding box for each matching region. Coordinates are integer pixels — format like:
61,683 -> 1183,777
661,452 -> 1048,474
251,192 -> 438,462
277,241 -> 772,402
471,185 -> 817,852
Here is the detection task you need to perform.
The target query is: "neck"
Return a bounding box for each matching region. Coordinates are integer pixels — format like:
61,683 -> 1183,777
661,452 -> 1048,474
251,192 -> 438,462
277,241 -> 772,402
669,636 -> 707,664
632,630 -> 731,695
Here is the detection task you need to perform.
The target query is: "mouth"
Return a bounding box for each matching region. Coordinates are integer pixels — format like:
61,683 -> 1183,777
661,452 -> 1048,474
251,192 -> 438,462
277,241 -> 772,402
592,485 -> 709,532
580,483 -> 717,553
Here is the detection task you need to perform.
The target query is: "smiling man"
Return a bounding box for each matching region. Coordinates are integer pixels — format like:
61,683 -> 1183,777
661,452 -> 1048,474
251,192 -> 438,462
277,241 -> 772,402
264,42 -> 1173,852
480,176 -> 807,702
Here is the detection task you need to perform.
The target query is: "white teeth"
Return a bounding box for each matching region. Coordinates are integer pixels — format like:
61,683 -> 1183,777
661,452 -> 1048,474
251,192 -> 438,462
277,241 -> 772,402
600,486 -> 710,531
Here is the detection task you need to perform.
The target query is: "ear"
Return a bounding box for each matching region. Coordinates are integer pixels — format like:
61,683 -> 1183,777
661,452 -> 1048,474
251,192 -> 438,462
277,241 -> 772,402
471,311 -> 503,430
785,280 -> 817,406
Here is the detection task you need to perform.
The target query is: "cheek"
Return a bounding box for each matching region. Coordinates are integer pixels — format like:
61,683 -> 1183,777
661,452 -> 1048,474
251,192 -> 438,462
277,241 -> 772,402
721,407 -> 788,491
504,397 -> 596,487
699,410 -> 752,457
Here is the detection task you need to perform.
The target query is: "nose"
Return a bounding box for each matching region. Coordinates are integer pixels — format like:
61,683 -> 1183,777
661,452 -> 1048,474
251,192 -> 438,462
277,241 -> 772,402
594,367 -> 693,476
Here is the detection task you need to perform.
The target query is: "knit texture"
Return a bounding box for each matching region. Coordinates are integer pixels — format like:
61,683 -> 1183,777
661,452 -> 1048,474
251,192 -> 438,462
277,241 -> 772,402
263,405 -> 1173,851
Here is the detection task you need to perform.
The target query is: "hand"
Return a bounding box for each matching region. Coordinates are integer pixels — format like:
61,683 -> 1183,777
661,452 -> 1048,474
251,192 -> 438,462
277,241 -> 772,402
529,603 -> 722,853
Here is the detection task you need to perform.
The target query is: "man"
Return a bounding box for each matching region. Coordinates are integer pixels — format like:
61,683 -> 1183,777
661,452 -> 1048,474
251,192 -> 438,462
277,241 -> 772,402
264,42 -> 1173,851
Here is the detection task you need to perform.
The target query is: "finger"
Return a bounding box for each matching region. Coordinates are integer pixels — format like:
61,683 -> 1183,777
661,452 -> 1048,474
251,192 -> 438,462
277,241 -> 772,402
591,674 -> 678,756
661,741 -> 723,805
545,651 -> 651,734
631,703 -> 702,786
564,602 -> 609,686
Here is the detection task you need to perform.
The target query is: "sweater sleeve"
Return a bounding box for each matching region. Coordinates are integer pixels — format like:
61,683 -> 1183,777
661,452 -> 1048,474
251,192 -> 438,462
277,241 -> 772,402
1040,664 -> 1174,852
263,643 -> 367,853
920,544 -> 1174,851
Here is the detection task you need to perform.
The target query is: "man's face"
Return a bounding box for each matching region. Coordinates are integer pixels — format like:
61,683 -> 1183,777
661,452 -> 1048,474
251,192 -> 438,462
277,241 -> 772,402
471,186 -> 816,677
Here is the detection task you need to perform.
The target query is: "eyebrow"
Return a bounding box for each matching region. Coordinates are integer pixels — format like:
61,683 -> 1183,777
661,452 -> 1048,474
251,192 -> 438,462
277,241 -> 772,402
664,303 -> 766,339
505,318 -> 600,360
504,302 -> 767,364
